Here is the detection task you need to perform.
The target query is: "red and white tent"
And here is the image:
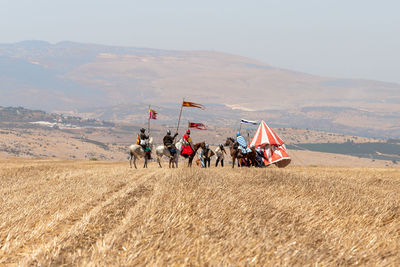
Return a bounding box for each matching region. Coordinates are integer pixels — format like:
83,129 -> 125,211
250,120 -> 291,168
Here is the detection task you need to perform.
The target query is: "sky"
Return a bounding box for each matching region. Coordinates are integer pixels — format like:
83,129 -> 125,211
1,0 -> 399,83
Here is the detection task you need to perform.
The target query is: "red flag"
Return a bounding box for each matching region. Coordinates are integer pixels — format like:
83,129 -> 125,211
188,122 -> 206,130
149,109 -> 157,120
182,101 -> 205,109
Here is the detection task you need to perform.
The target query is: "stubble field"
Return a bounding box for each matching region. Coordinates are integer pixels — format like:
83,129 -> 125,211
0,158 -> 399,266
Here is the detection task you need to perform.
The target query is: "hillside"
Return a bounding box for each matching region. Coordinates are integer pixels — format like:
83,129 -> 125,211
1,41 -> 399,111
1,41 -> 399,138
76,103 -> 400,138
1,159 -> 399,265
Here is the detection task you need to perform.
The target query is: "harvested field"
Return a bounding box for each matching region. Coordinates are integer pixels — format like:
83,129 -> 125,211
1,158 -> 400,266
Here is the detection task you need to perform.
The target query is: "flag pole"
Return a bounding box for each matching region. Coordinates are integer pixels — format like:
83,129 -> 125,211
147,105 -> 151,135
176,98 -> 184,134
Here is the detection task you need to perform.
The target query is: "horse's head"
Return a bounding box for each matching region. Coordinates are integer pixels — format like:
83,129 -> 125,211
175,138 -> 183,150
224,137 -> 235,146
194,141 -> 206,151
199,141 -> 206,149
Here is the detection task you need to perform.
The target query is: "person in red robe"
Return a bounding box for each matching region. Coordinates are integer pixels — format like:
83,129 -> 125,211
181,129 -> 194,158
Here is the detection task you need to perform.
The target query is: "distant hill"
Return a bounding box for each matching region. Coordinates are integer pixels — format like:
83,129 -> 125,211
75,103 -> 400,138
0,106 -> 114,129
0,41 -> 399,138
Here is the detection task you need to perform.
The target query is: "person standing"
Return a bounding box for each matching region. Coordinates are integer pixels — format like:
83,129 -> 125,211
215,144 -> 227,167
255,146 -> 266,168
200,144 -> 213,168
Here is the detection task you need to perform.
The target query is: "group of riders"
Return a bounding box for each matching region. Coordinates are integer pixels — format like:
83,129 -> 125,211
137,127 -> 267,167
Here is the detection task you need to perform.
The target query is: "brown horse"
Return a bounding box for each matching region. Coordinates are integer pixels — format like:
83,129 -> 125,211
224,137 -> 257,168
181,142 -> 206,167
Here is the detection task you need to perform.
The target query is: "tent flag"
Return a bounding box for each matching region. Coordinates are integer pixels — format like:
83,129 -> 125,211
182,101 -> 205,110
240,119 -> 258,125
149,109 -> 157,120
188,122 -> 206,130
250,120 -> 291,168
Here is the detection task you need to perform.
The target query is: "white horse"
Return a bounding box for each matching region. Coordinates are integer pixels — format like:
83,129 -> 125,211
129,137 -> 153,169
155,139 -> 183,168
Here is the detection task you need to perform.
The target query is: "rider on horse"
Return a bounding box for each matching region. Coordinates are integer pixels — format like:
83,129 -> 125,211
163,130 -> 178,157
181,129 -> 194,158
236,132 -> 251,155
138,128 -> 152,159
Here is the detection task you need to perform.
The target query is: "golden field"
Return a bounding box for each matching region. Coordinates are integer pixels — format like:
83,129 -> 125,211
1,158 -> 400,266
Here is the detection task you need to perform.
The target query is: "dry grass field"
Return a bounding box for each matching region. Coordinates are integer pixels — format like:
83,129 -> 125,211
1,158 -> 400,266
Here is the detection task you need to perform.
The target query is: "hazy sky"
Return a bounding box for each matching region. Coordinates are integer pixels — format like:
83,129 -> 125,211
1,0 -> 399,83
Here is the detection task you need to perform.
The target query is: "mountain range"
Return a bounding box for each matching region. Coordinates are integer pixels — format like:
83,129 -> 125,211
0,40 -> 399,138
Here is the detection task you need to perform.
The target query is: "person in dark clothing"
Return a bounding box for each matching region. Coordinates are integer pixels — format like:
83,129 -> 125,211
138,128 -> 152,159
254,146 -> 266,168
163,130 -> 178,156
139,128 -> 149,148
200,144 -> 214,168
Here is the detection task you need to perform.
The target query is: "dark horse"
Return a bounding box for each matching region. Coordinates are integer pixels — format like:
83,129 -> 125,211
181,142 -> 206,167
224,137 -> 256,168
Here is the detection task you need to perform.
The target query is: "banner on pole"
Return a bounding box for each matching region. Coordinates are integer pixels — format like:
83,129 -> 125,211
149,109 -> 157,119
188,122 -> 206,130
182,101 -> 205,110
240,119 -> 257,125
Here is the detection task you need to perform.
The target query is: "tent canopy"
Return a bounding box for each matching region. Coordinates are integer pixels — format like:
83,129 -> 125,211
250,120 -> 284,147
250,120 -> 291,168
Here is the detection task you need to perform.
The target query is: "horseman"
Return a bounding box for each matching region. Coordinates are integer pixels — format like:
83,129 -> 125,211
236,132 -> 251,156
138,128 -> 152,159
181,129 -> 194,158
163,130 -> 178,157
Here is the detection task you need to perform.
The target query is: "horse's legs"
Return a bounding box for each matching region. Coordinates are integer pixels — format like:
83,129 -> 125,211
157,155 -> 162,168
144,154 -> 148,168
133,155 -> 137,169
232,157 -> 235,168
170,156 -> 174,168
130,153 -> 133,168
188,157 -> 193,167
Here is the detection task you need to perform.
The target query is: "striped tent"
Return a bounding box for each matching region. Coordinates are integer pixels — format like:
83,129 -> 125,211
250,120 -> 291,168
